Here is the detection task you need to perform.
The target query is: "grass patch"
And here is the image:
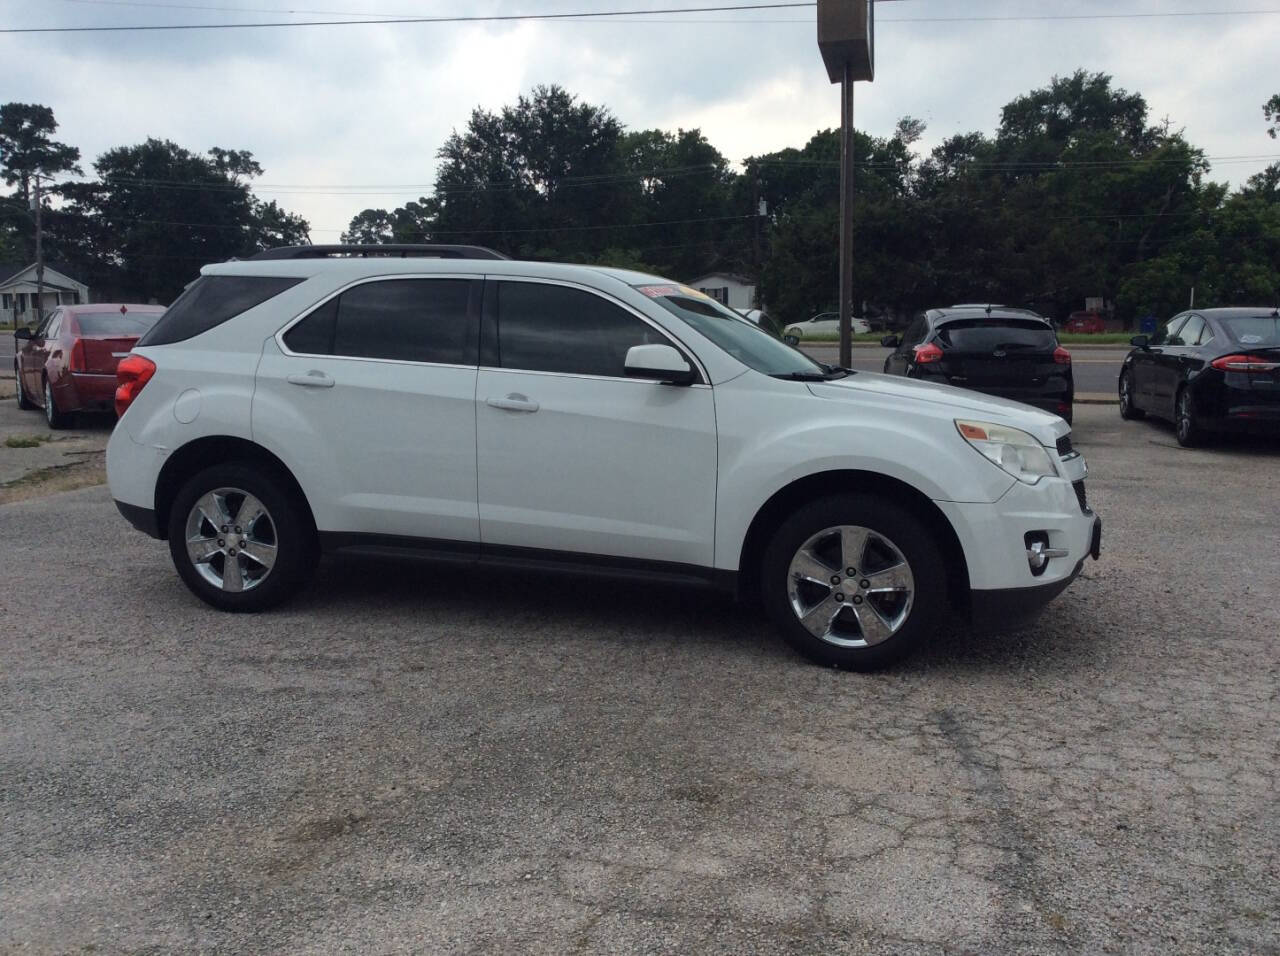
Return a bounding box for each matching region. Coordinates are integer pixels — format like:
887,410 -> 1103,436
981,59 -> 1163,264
0,451 -> 106,505
793,331 -> 1136,346
4,434 -> 54,449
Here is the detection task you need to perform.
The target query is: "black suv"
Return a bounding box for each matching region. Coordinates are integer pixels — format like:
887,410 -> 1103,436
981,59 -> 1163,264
881,306 -> 1074,422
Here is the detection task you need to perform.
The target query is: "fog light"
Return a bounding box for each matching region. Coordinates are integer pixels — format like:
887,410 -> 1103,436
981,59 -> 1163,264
1025,531 -> 1069,576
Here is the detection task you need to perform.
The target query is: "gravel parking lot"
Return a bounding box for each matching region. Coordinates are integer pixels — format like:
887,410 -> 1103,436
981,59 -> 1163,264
2,406 -> 1277,954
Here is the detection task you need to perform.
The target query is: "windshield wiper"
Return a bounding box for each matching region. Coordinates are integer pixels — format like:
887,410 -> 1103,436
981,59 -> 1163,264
771,367 -> 853,382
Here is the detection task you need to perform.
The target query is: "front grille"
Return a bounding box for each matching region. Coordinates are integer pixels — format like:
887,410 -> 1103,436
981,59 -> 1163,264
1057,434 -> 1073,457
1073,479 -> 1089,513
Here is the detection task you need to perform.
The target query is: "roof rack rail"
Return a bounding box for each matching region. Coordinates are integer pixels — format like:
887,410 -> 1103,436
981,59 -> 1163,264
248,244 -> 510,261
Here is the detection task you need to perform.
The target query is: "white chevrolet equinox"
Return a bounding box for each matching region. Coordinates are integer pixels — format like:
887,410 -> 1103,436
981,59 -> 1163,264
107,245 -> 1101,670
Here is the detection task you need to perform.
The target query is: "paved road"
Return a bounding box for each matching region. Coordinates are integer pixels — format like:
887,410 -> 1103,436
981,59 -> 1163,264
801,345 -> 1127,396
3,406 -> 1278,953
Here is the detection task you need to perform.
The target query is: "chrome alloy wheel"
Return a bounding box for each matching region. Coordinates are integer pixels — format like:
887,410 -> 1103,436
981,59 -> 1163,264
1119,373 -> 1132,413
184,487 -> 278,593
786,525 -> 915,648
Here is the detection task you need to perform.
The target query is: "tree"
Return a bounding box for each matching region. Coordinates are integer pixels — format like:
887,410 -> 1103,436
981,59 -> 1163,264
62,139 -> 308,302
1265,93 -> 1280,139
422,85 -> 638,260
0,103 -> 81,204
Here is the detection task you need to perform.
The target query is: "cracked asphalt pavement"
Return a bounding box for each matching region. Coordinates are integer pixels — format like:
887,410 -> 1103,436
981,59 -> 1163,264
1,406 -> 1277,953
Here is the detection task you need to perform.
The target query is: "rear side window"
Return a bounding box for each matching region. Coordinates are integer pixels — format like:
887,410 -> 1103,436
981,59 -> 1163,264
137,275 -> 303,347
936,319 -> 1057,351
284,278 -> 474,365
73,311 -> 162,336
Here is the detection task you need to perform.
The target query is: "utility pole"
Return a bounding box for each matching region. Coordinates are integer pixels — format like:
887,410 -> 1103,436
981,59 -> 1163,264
31,173 -> 45,324
817,0 -> 875,370
839,62 -> 856,370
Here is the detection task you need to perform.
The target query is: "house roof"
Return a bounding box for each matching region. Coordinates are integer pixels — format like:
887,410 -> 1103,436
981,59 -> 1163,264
0,261 -> 89,290
687,272 -> 755,287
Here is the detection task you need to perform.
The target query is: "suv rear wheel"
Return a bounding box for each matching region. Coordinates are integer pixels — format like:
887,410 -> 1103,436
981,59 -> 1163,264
761,494 -> 946,670
167,462 -> 315,612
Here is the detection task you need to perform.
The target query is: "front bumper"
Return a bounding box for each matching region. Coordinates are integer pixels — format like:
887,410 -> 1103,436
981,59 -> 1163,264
935,466 -> 1100,627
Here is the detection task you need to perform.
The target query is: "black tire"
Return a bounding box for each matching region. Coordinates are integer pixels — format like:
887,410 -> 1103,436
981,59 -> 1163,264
15,365 -> 36,410
784,334 -> 800,346
760,494 -> 947,670
1118,370 -> 1144,420
166,462 -> 315,612
43,377 -> 73,429
1175,386 -> 1207,448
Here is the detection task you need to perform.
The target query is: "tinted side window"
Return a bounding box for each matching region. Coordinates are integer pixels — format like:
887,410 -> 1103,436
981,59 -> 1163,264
1154,314 -> 1187,346
901,317 -> 928,349
1173,315 -> 1204,346
139,275 -> 304,347
45,313 -> 62,338
283,298 -> 338,355
333,279 -> 472,365
496,282 -> 661,377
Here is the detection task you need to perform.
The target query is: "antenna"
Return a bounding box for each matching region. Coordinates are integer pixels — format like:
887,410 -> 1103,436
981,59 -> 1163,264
985,303 -> 993,315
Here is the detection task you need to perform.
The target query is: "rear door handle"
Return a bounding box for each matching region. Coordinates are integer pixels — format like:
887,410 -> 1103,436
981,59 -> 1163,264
287,371 -> 335,388
486,393 -> 539,413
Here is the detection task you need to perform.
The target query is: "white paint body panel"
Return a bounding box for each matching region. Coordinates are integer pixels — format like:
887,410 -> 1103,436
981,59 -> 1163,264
476,369 -> 717,566
253,339 -> 479,542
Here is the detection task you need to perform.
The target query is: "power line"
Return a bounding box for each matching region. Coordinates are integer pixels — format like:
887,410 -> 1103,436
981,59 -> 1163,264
2,1 -> 813,33
11,4 -> 1280,33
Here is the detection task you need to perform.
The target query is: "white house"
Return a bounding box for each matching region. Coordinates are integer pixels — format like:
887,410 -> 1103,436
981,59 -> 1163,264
686,272 -> 757,311
0,263 -> 89,324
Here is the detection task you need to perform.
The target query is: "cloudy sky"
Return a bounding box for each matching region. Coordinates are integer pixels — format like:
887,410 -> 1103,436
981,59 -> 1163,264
3,0 -> 1277,239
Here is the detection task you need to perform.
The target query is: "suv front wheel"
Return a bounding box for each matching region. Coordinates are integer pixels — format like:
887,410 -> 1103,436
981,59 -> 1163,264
761,494 -> 946,670
167,463 -> 315,612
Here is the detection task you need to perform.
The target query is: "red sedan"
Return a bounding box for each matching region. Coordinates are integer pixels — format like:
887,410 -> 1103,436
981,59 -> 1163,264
14,303 -> 166,428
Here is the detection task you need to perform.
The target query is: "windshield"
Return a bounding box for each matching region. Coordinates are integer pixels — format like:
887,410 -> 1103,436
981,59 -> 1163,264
73,311 -> 161,336
1220,315 -> 1280,348
636,284 -> 827,376
936,319 -> 1057,351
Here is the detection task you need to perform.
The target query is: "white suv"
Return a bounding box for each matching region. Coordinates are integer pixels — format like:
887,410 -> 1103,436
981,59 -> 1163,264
107,245 -> 1100,669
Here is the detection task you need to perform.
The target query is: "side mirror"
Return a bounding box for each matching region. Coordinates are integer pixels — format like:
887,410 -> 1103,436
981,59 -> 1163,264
1130,335 -> 1149,349
14,326 -> 31,340
624,344 -> 695,386
880,334 -> 900,348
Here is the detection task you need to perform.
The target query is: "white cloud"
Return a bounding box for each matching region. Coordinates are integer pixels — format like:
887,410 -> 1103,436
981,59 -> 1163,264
2,0 -> 1276,236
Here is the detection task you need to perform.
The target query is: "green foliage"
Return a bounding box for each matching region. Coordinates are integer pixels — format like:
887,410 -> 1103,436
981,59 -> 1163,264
58,138 -> 308,302
1265,93 -> 1280,139
0,103 -> 81,202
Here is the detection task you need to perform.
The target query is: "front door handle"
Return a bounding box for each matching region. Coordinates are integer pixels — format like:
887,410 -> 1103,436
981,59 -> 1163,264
287,371 -> 335,388
486,393 -> 539,413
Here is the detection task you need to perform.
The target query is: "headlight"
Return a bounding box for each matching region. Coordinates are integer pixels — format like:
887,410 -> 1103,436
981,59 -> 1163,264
955,420 -> 1058,484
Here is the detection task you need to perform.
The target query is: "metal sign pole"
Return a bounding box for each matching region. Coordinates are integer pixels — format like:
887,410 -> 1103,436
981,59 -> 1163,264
839,64 -> 855,370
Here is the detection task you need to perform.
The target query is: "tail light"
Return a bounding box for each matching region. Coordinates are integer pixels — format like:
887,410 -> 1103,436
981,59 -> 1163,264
69,339 -> 86,372
913,342 -> 944,364
1210,354 -> 1280,373
1053,346 -> 1072,365
115,354 -> 156,418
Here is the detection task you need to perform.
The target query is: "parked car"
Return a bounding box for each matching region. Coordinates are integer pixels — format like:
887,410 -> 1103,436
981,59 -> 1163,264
106,244 -> 1099,670
1064,311 -> 1106,334
880,306 -> 1075,422
14,303 -> 166,428
783,312 -> 871,345
1119,307 -> 1280,447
